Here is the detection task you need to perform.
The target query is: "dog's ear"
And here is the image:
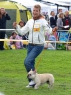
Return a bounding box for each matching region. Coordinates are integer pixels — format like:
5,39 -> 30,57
33,70 -> 37,74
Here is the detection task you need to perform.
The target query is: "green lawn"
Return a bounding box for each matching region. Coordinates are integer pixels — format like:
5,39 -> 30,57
0,49 -> 71,95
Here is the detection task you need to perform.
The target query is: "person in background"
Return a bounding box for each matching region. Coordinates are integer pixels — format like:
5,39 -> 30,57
45,27 -> 58,41
63,11 -> 71,30
45,27 -> 58,50
10,31 -> 23,49
19,20 -> 25,28
52,27 -> 58,41
58,9 -> 62,12
13,4 -> 54,88
0,8 -> 11,50
57,12 -> 64,30
55,9 -> 62,21
19,20 -> 28,48
50,11 -> 57,28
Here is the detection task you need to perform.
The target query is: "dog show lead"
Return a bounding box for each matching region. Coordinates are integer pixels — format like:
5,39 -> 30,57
13,4 -> 53,88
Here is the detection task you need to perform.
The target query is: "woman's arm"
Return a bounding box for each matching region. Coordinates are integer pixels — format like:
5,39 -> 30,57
13,21 -> 29,36
43,19 -> 52,34
5,13 -> 11,20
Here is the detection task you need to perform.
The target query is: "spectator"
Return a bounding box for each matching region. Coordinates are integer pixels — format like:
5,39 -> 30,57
19,20 -> 25,27
57,12 -> 64,30
45,27 -> 58,41
19,20 -> 28,48
52,27 -> 58,41
10,31 -> 23,49
44,27 -> 58,50
0,8 -> 11,50
50,11 -> 57,28
55,9 -> 62,20
63,11 -> 71,30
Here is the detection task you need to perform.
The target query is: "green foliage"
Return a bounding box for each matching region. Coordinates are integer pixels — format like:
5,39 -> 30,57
56,43 -> 66,50
0,49 -> 71,95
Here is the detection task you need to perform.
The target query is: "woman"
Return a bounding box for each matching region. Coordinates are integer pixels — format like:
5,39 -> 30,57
0,9 -> 3,50
50,11 -> 57,28
13,4 -> 53,87
57,12 -> 64,30
0,8 -> 11,50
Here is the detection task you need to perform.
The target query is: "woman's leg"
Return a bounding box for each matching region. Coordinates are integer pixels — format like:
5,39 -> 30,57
24,45 -> 44,86
24,45 -> 44,72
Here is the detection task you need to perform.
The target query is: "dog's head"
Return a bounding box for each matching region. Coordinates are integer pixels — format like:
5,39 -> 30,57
27,69 -> 36,79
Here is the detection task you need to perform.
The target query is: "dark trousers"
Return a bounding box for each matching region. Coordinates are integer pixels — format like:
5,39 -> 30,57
0,31 -> 5,50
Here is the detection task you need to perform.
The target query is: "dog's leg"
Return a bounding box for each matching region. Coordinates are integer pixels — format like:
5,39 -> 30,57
34,83 -> 40,89
48,81 -> 54,89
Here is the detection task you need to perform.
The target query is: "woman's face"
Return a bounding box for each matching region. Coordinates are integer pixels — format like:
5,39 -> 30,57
65,11 -> 69,17
12,33 -> 17,39
61,14 -> 64,18
19,22 -> 24,27
32,7 -> 40,18
51,12 -> 55,16
1,8 -> 5,15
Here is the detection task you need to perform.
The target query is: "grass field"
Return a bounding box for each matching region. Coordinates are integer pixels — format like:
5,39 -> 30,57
0,49 -> 71,95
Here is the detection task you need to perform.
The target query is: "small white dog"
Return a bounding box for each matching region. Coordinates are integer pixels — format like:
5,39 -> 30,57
27,69 -> 54,89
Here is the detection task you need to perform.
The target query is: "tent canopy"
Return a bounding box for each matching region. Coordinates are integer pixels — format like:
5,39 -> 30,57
10,0 -> 50,15
10,0 -> 49,7
56,0 -> 71,3
42,0 -> 71,6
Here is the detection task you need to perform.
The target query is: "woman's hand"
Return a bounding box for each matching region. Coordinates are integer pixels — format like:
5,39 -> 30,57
13,22 -> 17,29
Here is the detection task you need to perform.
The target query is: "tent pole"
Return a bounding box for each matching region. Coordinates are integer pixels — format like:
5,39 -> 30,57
57,4 -> 59,14
68,6 -> 70,10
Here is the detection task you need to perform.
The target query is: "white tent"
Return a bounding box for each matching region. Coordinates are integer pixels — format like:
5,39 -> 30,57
10,0 -> 49,7
42,0 -> 71,13
10,0 -> 70,15
10,0 -> 71,7
43,0 -> 71,6
10,0 -> 50,15
57,0 -> 71,3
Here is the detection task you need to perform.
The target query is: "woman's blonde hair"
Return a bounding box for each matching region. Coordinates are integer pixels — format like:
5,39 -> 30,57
34,4 -> 41,11
58,12 -> 64,18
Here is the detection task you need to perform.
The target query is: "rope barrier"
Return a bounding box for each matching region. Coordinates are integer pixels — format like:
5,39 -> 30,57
0,39 -> 71,44
0,29 -> 71,44
0,29 -> 71,32
0,28 -> 71,33
0,29 -> 15,31
0,39 -> 28,42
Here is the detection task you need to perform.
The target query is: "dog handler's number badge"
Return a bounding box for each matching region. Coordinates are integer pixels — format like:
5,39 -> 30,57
33,24 -> 40,32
